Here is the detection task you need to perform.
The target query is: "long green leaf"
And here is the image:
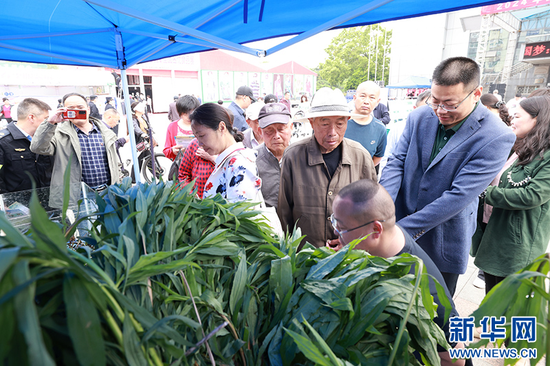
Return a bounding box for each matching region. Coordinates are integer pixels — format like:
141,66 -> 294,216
12,260 -> 55,366
0,247 -> 20,281
64,274 -> 106,366
269,256 -> 293,313
283,327 -> 333,366
306,246 -> 349,280
122,311 -> 148,366
229,251 -> 247,315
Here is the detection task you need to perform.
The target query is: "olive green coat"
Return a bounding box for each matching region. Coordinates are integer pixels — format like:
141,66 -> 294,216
474,150 -> 550,277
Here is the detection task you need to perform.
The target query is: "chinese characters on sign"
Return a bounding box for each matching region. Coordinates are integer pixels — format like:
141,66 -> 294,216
448,316 -> 538,360
449,316 -> 536,343
524,41 -> 550,59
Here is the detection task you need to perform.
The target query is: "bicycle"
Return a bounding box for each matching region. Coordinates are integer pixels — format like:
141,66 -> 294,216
119,139 -> 174,183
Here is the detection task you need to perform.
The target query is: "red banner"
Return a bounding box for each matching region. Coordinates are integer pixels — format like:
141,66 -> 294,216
481,0 -> 550,15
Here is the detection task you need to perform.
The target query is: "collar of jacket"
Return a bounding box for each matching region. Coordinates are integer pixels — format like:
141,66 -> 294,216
6,122 -> 27,140
306,136 -> 353,167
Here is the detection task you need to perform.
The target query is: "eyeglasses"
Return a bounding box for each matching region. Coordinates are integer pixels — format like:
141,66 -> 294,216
426,87 -> 478,112
328,213 -> 385,237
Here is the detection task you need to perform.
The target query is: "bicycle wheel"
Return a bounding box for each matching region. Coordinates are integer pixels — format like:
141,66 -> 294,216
141,153 -> 174,183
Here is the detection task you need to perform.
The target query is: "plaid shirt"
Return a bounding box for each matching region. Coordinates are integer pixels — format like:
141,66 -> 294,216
178,138 -> 214,198
74,122 -> 110,188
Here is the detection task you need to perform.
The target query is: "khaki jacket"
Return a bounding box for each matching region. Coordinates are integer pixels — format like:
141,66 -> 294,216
278,136 -> 377,248
30,118 -> 120,208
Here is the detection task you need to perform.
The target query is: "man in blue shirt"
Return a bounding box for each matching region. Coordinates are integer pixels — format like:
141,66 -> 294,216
227,86 -> 256,132
344,81 -> 387,166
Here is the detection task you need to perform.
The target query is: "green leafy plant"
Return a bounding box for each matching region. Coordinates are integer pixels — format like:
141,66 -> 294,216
0,179 -> 451,365
469,254 -> 549,365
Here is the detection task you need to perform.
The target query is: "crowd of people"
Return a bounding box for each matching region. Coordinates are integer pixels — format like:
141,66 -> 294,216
2,55 -> 550,365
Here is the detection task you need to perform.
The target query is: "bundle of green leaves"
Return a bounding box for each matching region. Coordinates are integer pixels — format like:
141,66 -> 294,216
0,178 -> 449,365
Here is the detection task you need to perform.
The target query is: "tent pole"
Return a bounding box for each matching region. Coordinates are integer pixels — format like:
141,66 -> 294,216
120,69 -> 142,183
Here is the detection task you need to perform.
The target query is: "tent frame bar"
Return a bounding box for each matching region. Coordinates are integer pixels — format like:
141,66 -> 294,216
120,68 -> 142,183
0,42 -> 113,67
86,0 -> 265,57
0,28 -> 113,41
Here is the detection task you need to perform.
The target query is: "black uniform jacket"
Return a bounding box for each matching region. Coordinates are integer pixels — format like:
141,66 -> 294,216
0,122 -> 54,193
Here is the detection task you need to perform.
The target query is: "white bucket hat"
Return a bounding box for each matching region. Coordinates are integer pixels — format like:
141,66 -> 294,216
296,87 -> 361,122
246,101 -> 265,121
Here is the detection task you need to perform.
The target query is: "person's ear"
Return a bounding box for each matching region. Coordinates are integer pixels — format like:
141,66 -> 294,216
219,121 -> 226,132
371,221 -> 384,239
474,86 -> 483,100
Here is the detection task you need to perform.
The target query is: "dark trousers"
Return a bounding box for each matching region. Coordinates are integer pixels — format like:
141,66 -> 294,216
440,271 -> 460,297
484,273 -> 506,295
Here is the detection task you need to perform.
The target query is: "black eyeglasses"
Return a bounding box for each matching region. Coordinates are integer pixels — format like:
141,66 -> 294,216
426,86 -> 478,112
328,213 -> 385,237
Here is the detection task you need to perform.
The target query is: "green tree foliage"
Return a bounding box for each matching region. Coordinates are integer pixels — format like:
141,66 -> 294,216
316,25 -> 391,92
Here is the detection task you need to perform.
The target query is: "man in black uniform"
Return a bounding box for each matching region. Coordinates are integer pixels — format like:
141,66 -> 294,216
88,95 -> 102,120
0,98 -> 53,193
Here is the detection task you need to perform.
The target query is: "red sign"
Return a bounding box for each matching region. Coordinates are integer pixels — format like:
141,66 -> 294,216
481,0 -> 550,15
524,41 -> 550,59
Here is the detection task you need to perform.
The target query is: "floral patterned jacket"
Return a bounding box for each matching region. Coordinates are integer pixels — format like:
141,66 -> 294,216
203,142 -> 263,203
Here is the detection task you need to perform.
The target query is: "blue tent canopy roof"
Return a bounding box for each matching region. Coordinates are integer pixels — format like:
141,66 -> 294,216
1,0 -> 509,69
387,76 -> 432,89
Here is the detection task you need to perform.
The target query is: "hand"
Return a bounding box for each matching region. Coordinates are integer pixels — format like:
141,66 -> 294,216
196,147 -> 216,163
48,108 -> 66,124
125,137 -> 130,143
326,238 -> 343,251
172,145 -> 184,154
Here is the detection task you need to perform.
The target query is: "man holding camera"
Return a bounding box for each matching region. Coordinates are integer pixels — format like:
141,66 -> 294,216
31,92 -> 120,208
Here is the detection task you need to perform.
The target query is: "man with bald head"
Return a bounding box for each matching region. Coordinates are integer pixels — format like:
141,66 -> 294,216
329,179 -> 466,366
344,81 -> 387,166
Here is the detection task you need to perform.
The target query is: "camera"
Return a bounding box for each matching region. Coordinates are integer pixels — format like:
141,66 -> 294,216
62,109 -> 87,120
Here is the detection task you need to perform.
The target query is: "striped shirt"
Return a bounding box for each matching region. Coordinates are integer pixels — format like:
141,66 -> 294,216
74,123 -> 110,188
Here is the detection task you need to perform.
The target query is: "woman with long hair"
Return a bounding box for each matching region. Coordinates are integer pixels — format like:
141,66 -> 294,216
480,93 -> 511,125
190,103 -> 263,203
474,95 -> 550,294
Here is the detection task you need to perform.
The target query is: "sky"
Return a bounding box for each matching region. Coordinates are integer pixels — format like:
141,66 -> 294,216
223,29 -> 343,71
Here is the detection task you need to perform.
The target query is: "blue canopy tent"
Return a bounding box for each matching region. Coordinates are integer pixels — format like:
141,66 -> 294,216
0,0 -> 506,181
387,76 -> 432,89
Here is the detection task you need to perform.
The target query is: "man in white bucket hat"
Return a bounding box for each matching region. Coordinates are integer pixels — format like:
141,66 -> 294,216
277,87 -> 377,249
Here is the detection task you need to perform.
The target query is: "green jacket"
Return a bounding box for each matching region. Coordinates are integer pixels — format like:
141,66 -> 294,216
30,118 -> 120,209
474,150 -> 550,277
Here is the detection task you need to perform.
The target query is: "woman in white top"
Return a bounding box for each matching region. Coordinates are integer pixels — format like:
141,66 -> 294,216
190,103 -> 263,203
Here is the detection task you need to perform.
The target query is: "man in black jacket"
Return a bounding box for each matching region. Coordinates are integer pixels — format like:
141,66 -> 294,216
0,98 -> 53,193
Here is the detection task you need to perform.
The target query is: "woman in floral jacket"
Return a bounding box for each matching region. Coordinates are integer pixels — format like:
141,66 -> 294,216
475,95 -> 550,294
190,103 -> 263,203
